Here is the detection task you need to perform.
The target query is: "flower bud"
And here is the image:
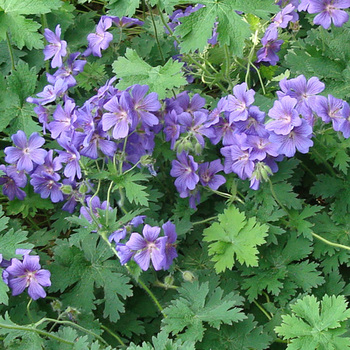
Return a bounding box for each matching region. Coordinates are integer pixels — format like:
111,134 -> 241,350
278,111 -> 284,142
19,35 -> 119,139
164,275 -> 175,288
61,184 -> 72,195
182,270 -> 195,283
51,299 -> 62,312
79,183 -> 88,194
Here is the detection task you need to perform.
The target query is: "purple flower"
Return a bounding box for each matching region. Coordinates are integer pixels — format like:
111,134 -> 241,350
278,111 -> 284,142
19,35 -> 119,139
269,120 -> 314,157
126,224 -> 167,271
4,255 -> 51,300
49,99 -> 76,139
130,85 -> 161,129
269,4 -> 298,31
162,221 -> 178,270
26,79 -> 67,106
339,101 -> 350,138
43,25 -> 67,68
102,91 -> 136,139
85,16 -> 113,57
226,83 -> 255,123
220,136 -> 255,180
277,75 -> 325,119
5,131 -> 47,172
308,0 -> 350,29
0,165 -> 27,200
256,30 -> 283,66
235,106 -> 267,137
30,173 -> 63,202
110,16 -> 144,27
266,96 -> 302,135
170,152 -> 199,193
80,196 -> 111,223
32,150 -> 62,180
164,110 -> 182,149
311,94 -> 344,128
109,215 -> 146,244
198,160 -> 226,190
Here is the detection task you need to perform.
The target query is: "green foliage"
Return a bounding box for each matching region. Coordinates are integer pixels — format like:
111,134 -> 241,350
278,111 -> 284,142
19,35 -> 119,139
275,295 -> 350,350
50,237 -> 132,322
112,48 -> 186,99
172,0 -> 277,56
76,61 -> 107,91
241,233 -> 324,304
106,0 -> 140,17
122,172 -> 150,207
203,205 -> 268,272
0,313 -> 43,349
0,0 -> 62,50
162,280 -> 246,342
0,62 -> 40,135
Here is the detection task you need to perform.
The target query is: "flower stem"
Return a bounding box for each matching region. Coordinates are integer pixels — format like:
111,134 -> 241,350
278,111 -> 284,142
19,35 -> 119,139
253,300 -> 272,320
192,216 -> 218,226
101,325 -> 126,347
0,322 -> 74,345
26,299 -> 34,323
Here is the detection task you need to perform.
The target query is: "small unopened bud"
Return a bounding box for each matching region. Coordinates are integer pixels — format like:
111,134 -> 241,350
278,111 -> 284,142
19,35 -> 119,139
79,183 -> 88,194
61,185 -> 73,195
51,299 -> 62,312
194,142 -> 202,155
182,270 -> 195,283
164,275 -> 175,288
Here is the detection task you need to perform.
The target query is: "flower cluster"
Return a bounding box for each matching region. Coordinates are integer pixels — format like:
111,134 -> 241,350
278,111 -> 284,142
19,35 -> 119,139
1,250 -> 51,300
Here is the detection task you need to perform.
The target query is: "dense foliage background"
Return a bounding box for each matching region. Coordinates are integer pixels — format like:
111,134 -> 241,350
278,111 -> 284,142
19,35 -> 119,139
1,0 -> 350,349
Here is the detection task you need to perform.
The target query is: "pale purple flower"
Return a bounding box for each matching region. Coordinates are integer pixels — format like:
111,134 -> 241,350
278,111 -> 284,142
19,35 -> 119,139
102,91 -> 136,139
310,94 -> 344,124
110,16 -> 144,27
85,16 -> 113,57
220,137 -> 255,180
244,135 -> 280,161
4,255 -> 51,300
30,173 -> 63,202
164,110 -> 183,149
43,25 -> 67,68
80,195 -> 111,223
235,106 -> 267,137
0,165 -> 27,200
162,221 -> 178,270
130,84 -> 161,129
170,152 -> 199,193
226,83 -> 255,123
32,150 -> 62,180
210,112 -> 238,145
256,30 -> 283,66
126,224 -> 167,271
198,159 -> 226,190
56,138 -> 81,181
5,131 -> 47,172
109,215 -> 146,244
266,96 -> 302,135
49,99 -> 76,140
339,101 -> 350,138
308,0 -> 350,29
269,120 -> 314,157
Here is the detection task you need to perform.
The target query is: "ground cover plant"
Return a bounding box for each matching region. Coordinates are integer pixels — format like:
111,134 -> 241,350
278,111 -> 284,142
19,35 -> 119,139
1,0 -> 350,348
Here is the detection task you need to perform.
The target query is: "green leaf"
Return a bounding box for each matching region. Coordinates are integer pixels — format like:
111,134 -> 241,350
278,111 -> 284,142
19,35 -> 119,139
275,295 -> 350,350
0,279 -> 9,305
162,280 -> 246,342
289,205 -> 322,238
50,237 -> 133,322
76,61 -> 107,91
106,0 -> 140,17
173,0 -> 278,56
0,0 -> 61,14
203,205 -> 268,272
122,172 -> 150,207
112,48 -> 186,99
7,61 -> 37,106
202,314 -> 272,349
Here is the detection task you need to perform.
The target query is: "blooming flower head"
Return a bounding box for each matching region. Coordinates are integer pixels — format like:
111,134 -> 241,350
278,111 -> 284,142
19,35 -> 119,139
4,254 -> 51,300
170,152 -> 199,193
30,172 -> 63,203
162,221 -> 178,270
0,165 -> 27,200
43,25 -> 67,68
126,224 -> 167,271
226,83 -> 256,123
5,131 -> 47,172
85,16 -> 113,57
308,0 -> 350,29
256,30 -> 283,66
198,159 -> 226,190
